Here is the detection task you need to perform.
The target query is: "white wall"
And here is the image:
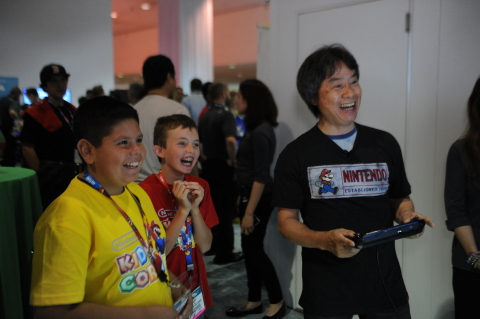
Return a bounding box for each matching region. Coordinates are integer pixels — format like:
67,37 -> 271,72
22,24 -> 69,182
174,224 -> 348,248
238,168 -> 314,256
267,0 -> 480,318
0,0 -> 114,105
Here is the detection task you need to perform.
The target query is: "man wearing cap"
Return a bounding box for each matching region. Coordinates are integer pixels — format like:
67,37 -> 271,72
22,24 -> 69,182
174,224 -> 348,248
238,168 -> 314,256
21,64 -> 78,209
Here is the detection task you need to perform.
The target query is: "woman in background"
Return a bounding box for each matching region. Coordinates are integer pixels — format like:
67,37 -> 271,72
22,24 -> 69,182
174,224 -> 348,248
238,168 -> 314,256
444,76 -> 480,319
226,79 -> 285,319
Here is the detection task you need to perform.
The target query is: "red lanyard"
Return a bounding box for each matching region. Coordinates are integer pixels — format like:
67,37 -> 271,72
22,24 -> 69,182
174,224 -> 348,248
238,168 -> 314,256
156,171 -> 195,271
79,172 -> 175,286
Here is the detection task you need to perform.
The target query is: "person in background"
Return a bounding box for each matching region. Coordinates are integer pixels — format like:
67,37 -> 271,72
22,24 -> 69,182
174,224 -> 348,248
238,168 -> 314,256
444,76 -> 480,319
128,82 -> 147,106
0,86 -> 22,166
198,82 -> 244,265
134,55 -> 190,183
173,87 -> 186,103
197,82 -> 212,124
91,85 -> 105,98
182,79 -> 206,125
20,64 -> 78,209
226,79 -> 285,319
273,44 -> 434,318
30,96 -> 192,319
227,91 -> 245,148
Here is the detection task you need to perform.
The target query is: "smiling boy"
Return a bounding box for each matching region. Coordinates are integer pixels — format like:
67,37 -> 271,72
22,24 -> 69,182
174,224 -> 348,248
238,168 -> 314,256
30,96 -> 192,319
139,114 -> 218,317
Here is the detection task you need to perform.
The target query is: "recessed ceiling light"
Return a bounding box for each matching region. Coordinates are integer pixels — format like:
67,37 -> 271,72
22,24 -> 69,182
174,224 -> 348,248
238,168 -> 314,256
141,3 -> 151,10
111,11 -> 118,18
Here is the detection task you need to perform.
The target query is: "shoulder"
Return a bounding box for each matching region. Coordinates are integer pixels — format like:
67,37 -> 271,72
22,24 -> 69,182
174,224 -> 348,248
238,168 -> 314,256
138,174 -> 160,192
357,123 -> 393,139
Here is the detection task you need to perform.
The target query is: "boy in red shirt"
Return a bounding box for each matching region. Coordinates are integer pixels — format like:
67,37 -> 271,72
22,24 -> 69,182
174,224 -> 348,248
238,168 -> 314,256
139,114 -> 218,318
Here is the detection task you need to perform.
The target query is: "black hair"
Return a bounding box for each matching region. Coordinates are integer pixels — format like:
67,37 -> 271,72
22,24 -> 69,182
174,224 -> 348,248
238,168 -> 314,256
190,78 -> 203,91
142,55 -> 175,92
202,82 -> 212,102
297,44 -> 359,118
208,82 -> 227,102
26,88 -> 38,97
239,79 -> 278,130
463,76 -> 480,180
153,114 -> 197,151
73,96 -> 139,149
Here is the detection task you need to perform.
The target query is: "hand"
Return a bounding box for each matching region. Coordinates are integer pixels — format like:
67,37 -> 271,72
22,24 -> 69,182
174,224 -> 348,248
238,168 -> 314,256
242,215 -> 255,235
396,211 -> 435,239
320,229 -> 360,258
172,181 -> 192,213
177,294 -> 193,319
184,182 -> 204,209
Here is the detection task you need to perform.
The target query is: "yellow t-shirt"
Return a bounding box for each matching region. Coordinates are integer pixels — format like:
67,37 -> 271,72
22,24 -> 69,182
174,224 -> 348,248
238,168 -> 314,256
30,178 -> 173,307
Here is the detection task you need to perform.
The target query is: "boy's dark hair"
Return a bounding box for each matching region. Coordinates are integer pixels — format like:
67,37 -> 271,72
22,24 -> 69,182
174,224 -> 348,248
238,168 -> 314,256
297,44 -> 359,118
142,55 -> 175,92
153,114 -> 197,151
239,79 -> 278,130
208,82 -> 227,102
190,78 -> 203,91
73,96 -> 139,149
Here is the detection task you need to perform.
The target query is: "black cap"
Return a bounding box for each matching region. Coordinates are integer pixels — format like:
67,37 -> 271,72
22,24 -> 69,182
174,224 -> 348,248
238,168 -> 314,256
40,64 -> 70,86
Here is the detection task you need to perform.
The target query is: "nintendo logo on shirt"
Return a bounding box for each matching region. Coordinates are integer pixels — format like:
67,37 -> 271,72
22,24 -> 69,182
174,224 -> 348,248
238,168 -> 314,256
308,163 -> 389,199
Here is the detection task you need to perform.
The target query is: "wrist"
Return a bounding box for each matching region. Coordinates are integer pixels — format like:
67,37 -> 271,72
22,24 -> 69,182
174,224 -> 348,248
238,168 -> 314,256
467,251 -> 480,267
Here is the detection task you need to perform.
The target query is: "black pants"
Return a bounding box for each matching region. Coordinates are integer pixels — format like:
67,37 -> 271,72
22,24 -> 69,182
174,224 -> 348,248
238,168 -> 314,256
202,159 -> 237,257
240,190 -> 283,304
453,266 -> 480,319
304,303 -> 411,319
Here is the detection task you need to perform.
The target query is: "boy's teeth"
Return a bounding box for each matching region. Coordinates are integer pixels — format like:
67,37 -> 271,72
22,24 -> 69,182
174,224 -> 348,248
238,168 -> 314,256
124,162 -> 139,168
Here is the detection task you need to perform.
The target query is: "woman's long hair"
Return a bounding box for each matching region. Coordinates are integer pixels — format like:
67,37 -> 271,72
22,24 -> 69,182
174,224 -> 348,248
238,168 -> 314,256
239,79 -> 278,130
464,76 -> 480,179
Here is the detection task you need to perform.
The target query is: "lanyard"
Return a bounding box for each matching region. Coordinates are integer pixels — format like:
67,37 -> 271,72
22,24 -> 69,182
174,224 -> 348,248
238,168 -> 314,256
48,99 -> 73,131
156,171 -> 195,271
80,171 -> 176,286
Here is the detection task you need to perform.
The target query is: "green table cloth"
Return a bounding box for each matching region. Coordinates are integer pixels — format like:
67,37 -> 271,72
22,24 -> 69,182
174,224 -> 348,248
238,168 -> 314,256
0,167 -> 42,318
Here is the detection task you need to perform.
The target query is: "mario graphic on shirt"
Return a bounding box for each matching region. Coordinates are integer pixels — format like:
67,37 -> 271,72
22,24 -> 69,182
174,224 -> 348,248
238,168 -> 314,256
316,169 -> 339,195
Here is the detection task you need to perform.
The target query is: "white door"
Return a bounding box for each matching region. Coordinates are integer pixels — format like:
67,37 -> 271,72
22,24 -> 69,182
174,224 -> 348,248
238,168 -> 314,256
268,0 -> 410,313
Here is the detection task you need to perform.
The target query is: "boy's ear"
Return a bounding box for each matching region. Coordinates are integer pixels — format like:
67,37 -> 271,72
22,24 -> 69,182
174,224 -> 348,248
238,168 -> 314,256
77,139 -> 95,164
152,145 -> 165,160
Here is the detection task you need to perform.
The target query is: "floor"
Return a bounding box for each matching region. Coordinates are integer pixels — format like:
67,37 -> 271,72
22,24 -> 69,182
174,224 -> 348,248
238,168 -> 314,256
203,224 -> 304,319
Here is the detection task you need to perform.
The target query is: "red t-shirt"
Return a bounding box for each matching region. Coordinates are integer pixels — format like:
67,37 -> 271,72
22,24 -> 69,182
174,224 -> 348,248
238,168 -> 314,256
139,174 -> 218,307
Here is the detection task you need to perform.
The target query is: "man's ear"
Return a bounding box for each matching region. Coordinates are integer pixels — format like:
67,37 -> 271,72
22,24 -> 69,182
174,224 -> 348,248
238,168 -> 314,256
153,145 -> 165,159
77,139 -> 95,164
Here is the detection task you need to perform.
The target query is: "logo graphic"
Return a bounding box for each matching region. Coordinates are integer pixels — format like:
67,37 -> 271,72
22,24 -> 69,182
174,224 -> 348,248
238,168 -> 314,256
308,163 -> 389,199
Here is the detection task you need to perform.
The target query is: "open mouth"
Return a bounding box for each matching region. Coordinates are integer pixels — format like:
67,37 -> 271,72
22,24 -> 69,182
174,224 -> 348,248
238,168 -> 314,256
339,102 -> 355,110
123,162 -> 139,168
180,157 -> 194,167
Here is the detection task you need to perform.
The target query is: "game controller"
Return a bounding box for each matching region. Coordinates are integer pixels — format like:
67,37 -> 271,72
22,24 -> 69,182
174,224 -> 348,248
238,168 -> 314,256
352,218 -> 426,249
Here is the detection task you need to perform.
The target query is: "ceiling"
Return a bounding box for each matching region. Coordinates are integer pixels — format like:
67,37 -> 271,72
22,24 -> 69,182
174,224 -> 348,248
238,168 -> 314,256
111,0 -> 268,36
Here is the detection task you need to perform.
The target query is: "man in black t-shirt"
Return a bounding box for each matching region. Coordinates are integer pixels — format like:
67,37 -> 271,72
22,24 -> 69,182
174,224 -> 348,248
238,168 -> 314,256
21,64 -> 77,209
198,82 -> 244,265
272,44 -> 434,318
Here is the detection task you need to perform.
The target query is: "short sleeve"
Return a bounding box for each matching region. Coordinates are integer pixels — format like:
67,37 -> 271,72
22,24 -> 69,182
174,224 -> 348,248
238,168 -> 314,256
272,145 -> 305,209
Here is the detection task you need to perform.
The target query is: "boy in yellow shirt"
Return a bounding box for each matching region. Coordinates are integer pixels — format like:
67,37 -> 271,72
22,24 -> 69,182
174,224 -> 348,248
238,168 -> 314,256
30,96 -> 192,318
